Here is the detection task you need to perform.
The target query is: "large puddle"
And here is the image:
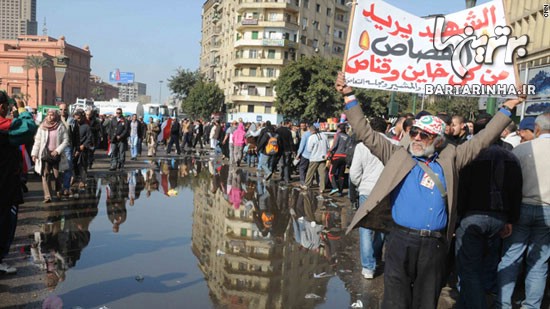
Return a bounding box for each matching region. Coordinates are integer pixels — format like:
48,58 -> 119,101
25,156 -> 356,308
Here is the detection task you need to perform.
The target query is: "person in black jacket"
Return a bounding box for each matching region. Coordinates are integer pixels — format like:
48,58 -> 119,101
73,109 -> 93,188
454,113 -> 523,309
108,108 -> 129,171
274,121 -> 294,183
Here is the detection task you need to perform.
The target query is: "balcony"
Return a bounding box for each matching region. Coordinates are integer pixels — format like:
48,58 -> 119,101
210,41 -> 222,51
237,0 -> 299,13
231,94 -> 275,103
236,19 -> 299,31
334,18 -> 349,28
335,0 -> 349,11
234,39 -> 297,48
333,35 -> 346,44
233,57 -> 285,66
233,75 -> 275,84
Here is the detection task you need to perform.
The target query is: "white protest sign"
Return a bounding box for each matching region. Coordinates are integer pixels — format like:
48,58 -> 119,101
344,0 -> 529,97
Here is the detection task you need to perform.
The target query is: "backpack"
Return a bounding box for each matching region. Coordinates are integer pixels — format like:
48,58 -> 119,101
344,134 -> 358,167
8,111 -> 38,146
265,132 -> 279,155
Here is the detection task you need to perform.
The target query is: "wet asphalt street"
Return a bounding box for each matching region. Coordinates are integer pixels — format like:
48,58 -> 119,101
0,147 -> 547,308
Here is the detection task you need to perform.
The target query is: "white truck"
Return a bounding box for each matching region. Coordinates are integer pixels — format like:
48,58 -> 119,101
93,99 -> 144,118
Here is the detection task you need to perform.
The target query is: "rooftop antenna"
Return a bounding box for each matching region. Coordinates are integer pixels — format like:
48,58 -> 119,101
42,17 -> 48,36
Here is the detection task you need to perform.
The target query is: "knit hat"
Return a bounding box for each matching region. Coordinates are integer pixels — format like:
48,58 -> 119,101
413,115 -> 446,136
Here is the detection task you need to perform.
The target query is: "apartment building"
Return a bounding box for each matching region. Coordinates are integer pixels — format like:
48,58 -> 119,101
200,0 -> 350,123
116,82 -> 147,102
0,0 -> 37,40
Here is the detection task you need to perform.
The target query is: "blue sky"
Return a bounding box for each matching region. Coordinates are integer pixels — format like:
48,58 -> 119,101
38,0 -> 490,103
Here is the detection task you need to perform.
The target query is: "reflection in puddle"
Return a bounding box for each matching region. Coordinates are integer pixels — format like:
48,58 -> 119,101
26,156 -> 352,308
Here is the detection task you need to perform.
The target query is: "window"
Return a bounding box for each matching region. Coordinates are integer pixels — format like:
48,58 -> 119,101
326,25 -> 330,33
252,31 -> 259,39
327,8 -> 332,16
266,68 -> 275,78
268,31 -> 276,39
248,86 -> 257,95
284,32 -> 289,40
267,49 -> 276,59
265,106 -> 272,114
313,20 -> 320,30
240,228 -> 247,237
313,39 -> 319,48
249,49 -> 257,58
268,12 -> 277,21
247,105 -> 254,113
316,4 -> 320,12
265,86 -> 273,96
303,0 -> 309,8
249,67 -> 257,77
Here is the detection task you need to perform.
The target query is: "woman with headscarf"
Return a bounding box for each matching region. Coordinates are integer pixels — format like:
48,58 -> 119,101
31,109 -> 69,203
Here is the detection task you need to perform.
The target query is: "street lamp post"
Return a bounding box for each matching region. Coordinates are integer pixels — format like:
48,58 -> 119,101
159,80 -> 163,104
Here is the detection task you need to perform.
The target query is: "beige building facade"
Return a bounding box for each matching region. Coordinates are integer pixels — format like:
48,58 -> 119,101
200,0 -> 350,123
0,0 -> 37,40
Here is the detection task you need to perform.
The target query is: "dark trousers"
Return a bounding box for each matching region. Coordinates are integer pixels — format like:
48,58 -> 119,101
382,228 -> 448,309
193,134 -> 204,149
167,134 -> 181,154
275,151 -> 292,182
455,212 -> 505,309
298,157 -> 310,185
0,205 -> 18,260
329,157 -> 346,193
183,133 -> 193,148
110,141 -> 126,169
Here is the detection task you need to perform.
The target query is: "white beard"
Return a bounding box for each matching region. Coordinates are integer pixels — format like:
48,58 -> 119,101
409,141 -> 436,157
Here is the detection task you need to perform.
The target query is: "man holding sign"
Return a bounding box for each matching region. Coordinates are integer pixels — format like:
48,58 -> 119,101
336,72 -> 524,308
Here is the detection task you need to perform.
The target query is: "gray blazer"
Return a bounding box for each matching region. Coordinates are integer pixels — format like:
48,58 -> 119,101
345,105 -> 512,241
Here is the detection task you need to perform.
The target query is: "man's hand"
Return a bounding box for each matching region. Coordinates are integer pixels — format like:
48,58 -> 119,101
502,88 -> 527,110
335,72 -> 354,96
499,223 -> 513,238
51,151 -> 58,157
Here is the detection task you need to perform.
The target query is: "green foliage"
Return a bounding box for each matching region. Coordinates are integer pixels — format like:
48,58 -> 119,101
168,69 -> 201,100
91,87 -> 105,100
273,57 -> 342,121
431,96 -> 479,120
182,81 -> 224,119
273,56 -> 416,121
24,55 -> 52,106
354,89 -> 414,117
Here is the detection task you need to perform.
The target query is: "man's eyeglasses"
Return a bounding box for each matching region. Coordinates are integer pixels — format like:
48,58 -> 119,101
116,112 -> 122,115
409,128 -> 435,141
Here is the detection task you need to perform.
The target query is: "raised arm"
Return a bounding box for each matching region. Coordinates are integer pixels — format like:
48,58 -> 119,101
335,72 -> 399,164
455,98 -> 524,170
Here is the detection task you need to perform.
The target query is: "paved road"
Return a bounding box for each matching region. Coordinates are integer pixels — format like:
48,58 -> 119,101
1,146 -> 546,308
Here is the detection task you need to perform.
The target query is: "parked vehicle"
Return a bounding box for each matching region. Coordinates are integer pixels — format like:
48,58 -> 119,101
94,99 -> 144,118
